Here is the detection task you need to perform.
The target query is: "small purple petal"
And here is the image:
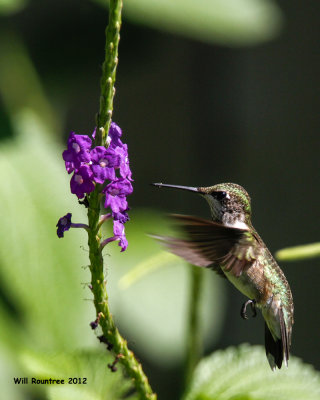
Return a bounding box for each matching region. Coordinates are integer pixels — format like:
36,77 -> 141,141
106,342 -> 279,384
70,165 -> 95,199
113,220 -> 128,251
104,193 -> 128,213
113,219 -> 124,236
107,178 -> 133,196
91,164 -> 116,183
112,210 -> 130,223
104,179 -> 132,197
108,122 -> 123,148
103,178 -> 133,213
119,236 -> 128,251
90,146 -> 119,184
56,213 -> 72,238
62,132 -> 92,173
114,144 -> 133,181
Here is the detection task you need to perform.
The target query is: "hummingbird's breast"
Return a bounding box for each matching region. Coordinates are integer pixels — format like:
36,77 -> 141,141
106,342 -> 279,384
221,248 -> 294,344
222,249 -> 292,306
221,259 -> 266,302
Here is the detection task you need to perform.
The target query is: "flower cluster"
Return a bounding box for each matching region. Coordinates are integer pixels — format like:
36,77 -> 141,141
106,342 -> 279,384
57,122 -> 133,251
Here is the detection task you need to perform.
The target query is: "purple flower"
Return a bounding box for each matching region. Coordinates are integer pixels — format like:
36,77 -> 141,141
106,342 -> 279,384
56,213 -> 89,237
112,210 -> 130,223
70,165 -> 95,199
100,219 -> 129,251
103,178 -> 133,213
113,220 -> 128,251
63,133 -> 92,173
56,213 -> 72,238
107,122 -> 123,148
114,144 -> 133,181
59,122 -> 132,252
90,146 -> 119,184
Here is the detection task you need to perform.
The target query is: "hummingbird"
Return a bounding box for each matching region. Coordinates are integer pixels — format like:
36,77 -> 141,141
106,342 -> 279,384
152,182 -> 293,370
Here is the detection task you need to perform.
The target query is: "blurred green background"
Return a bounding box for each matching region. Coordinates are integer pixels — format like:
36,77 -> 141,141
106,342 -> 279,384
0,0 -> 319,399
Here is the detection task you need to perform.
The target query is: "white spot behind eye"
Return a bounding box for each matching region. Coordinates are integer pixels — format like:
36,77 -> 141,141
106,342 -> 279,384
225,220 -> 248,230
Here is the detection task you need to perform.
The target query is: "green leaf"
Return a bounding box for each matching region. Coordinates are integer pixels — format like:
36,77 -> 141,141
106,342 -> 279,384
118,251 -> 183,290
21,350 -> 137,400
95,0 -> 283,46
0,110 -> 95,353
184,344 -> 320,400
0,34 -> 59,135
0,0 -> 26,15
104,209 -> 227,366
276,242 -> 320,261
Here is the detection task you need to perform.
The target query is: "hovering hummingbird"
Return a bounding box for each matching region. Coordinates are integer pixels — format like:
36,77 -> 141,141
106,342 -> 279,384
152,182 -> 293,370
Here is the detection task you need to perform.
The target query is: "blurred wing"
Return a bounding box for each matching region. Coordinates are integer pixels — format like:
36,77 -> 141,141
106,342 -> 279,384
221,229 -> 261,277
154,214 -> 260,277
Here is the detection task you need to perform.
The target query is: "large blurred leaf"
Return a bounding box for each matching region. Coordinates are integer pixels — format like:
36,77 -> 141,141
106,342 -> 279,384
95,0 -> 283,46
184,344 -> 320,400
0,110 -> 94,352
0,0 -> 26,15
104,209 -> 227,366
21,350 -> 137,400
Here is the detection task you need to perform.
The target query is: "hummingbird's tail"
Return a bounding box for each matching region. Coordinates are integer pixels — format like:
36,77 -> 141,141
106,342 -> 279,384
264,306 -> 290,370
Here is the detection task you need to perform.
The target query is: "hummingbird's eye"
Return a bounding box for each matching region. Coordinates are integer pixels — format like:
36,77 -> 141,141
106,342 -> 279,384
214,191 -> 227,201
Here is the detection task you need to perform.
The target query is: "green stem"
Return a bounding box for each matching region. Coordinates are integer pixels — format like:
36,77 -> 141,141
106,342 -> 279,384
276,242 -> 320,261
96,0 -> 122,146
87,2 -> 157,399
87,192 -> 156,399
183,266 -> 204,393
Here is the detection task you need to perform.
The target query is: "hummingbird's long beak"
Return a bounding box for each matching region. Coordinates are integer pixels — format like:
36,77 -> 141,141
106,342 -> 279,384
152,183 -> 200,193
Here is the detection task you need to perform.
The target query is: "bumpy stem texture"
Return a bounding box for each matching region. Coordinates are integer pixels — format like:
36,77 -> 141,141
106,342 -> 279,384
96,0 -> 122,145
87,191 -> 156,399
87,1 -> 157,399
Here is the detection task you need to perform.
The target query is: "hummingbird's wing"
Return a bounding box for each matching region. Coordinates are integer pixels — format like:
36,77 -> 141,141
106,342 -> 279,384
155,214 -> 260,277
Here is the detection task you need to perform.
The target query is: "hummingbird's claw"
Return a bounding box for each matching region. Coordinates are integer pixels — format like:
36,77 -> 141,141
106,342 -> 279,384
241,299 -> 257,320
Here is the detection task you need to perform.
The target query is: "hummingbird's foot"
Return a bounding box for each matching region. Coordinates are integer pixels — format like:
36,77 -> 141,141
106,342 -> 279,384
240,299 -> 257,320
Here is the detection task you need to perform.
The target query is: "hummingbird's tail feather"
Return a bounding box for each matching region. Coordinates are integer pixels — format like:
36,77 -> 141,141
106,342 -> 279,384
264,307 -> 289,370
265,323 -> 283,370
279,306 -> 290,366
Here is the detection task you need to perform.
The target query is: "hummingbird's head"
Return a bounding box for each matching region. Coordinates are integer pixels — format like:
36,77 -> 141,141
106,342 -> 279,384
198,183 -> 252,228
152,182 -> 252,228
